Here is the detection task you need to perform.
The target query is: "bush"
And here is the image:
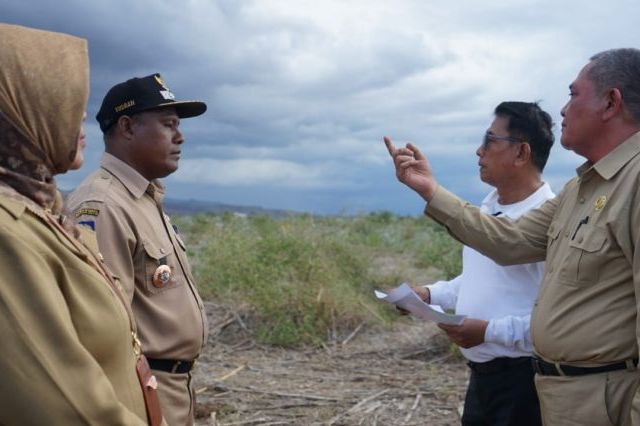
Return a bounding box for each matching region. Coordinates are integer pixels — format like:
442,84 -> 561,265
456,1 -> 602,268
173,212 -> 461,346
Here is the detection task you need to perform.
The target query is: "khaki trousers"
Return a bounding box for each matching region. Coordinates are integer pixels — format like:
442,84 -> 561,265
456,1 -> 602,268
535,369 -> 640,426
154,370 -> 195,426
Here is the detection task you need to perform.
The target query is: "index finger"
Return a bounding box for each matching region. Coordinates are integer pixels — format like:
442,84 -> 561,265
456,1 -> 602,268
383,136 -> 396,156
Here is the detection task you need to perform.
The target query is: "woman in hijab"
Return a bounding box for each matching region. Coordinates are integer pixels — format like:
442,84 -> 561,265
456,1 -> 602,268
0,24 -> 160,425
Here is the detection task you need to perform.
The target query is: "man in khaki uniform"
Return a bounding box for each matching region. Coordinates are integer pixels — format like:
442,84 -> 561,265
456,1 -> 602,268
68,74 -> 209,426
385,48 -> 640,425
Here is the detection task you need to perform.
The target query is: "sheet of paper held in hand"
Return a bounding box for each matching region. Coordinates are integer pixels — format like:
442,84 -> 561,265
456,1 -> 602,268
375,282 -> 466,325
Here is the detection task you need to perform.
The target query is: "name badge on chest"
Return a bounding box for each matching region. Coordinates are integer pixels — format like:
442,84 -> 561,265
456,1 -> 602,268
152,257 -> 172,288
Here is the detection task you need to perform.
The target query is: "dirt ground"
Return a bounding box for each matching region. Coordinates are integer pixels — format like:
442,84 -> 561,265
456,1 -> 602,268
193,302 -> 469,426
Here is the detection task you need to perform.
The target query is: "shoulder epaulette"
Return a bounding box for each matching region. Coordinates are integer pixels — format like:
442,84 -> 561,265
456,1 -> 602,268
69,171 -> 114,204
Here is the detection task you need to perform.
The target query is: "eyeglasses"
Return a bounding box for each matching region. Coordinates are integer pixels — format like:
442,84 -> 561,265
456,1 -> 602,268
482,132 -> 523,149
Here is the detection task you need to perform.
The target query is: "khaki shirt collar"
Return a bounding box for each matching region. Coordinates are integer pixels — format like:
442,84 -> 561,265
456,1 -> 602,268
576,131 -> 640,180
100,153 -> 165,200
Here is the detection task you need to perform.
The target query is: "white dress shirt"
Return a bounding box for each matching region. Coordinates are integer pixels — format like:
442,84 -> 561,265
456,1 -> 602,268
427,182 -> 555,362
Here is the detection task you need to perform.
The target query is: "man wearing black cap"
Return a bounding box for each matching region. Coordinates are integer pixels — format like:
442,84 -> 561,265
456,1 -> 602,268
68,73 -> 209,426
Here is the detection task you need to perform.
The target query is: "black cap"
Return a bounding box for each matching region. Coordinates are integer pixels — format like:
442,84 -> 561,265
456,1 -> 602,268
96,73 -> 207,132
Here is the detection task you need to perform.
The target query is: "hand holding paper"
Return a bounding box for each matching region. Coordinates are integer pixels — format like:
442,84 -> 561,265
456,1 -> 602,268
375,282 -> 465,325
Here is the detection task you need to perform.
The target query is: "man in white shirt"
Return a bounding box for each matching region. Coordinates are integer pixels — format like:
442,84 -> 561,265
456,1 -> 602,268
412,101 -> 555,425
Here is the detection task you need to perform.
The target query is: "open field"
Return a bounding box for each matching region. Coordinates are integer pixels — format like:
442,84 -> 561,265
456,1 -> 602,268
171,212 -> 467,425
194,302 -> 467,426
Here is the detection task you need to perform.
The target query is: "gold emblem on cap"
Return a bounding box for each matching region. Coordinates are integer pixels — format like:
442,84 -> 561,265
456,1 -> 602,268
114,99 -> 135,112
154,74 -> 169,91
152,265 -> 172,288
594,195 -> 607,211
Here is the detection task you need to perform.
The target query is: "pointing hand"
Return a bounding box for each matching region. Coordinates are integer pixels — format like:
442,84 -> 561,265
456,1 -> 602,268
383,136 -> 437,201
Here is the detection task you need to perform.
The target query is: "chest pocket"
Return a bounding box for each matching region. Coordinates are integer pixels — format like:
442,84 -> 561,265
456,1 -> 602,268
563,225 -> 608,286
142,240 -> 183,295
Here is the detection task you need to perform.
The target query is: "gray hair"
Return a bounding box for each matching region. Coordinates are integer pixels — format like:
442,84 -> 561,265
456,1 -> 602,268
588,48 -> 640,123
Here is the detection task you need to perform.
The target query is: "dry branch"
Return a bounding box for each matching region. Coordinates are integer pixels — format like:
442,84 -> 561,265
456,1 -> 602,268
327,388 -> 390,425
216,364 -> 247,382
209,314 -> 237,337
254,401 -> 334,411
225,385 -> 342,402
219,417 -> 270,426
424,353 -> 454,365
358,300 -> 386,323
341,322 -> 365,346
403,393 -> 422,424
233,311 -> 249,332
399,347 -> 434,360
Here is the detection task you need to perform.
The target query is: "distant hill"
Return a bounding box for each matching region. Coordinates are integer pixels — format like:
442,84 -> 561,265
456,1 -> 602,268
60,190 -> 298,217
163,197 -> 298,217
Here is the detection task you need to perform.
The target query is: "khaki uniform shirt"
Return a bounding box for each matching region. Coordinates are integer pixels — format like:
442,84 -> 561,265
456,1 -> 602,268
0,184 -> 147,425
67,153 -> 208,361
426,132 -> 640,366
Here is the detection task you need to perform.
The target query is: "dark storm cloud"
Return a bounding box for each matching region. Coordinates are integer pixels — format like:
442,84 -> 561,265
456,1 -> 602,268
2,0 -> 638,214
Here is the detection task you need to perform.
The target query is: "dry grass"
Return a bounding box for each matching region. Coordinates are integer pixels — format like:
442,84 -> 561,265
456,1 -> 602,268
194,302 -> 468,426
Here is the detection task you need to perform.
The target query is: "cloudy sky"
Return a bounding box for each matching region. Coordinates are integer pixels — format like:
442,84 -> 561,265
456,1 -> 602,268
2,0 -> 638,214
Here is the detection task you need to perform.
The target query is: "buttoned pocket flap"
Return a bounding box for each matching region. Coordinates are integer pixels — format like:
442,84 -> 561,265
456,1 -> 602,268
568,230 -> 607,253
143,240 -> 168,260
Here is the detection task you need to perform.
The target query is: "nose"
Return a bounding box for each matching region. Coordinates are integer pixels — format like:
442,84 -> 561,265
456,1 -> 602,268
174,127 -> 184,145
560,102 -> 567,117
476,142 -> 484,157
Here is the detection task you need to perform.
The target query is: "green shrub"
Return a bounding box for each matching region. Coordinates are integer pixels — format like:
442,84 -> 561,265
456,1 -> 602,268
172,212 -> 462,346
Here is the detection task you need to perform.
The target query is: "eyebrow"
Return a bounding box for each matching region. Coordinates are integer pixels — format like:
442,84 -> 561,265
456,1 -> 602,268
155,107 -> 179,117
159,113 -> 179,122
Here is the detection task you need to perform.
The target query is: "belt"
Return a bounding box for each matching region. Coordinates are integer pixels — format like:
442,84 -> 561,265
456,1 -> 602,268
467,356 -> 532,375
531,357 -> 638,377
147,358 -> 196,374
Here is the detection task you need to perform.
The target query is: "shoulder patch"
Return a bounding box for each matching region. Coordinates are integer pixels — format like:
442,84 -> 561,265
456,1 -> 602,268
75,207 -> 100,218
78,220 -> 96,231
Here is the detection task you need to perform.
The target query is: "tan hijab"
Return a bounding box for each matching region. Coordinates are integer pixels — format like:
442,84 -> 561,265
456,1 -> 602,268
0,24 -> 88,209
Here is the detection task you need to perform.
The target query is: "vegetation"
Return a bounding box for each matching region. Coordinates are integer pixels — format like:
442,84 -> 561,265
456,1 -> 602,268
173,212 -> 461,347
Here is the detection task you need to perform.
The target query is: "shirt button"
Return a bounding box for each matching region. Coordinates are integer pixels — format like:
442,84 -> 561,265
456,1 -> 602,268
579,197 -> 585,203
577,236 -> 584,243
160,248 -> 165,254
564,231 -> 570,238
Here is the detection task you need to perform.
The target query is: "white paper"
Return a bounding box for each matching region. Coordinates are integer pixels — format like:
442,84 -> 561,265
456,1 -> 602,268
375,282 -> 466,325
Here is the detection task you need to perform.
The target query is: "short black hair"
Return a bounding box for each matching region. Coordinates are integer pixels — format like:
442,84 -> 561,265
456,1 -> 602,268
494,101 -> 554,172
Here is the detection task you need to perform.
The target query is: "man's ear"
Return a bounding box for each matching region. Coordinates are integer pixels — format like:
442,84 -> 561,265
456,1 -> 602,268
602,88 -> 623,121
116,115 -> 136,140
515,142 -> 532,167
